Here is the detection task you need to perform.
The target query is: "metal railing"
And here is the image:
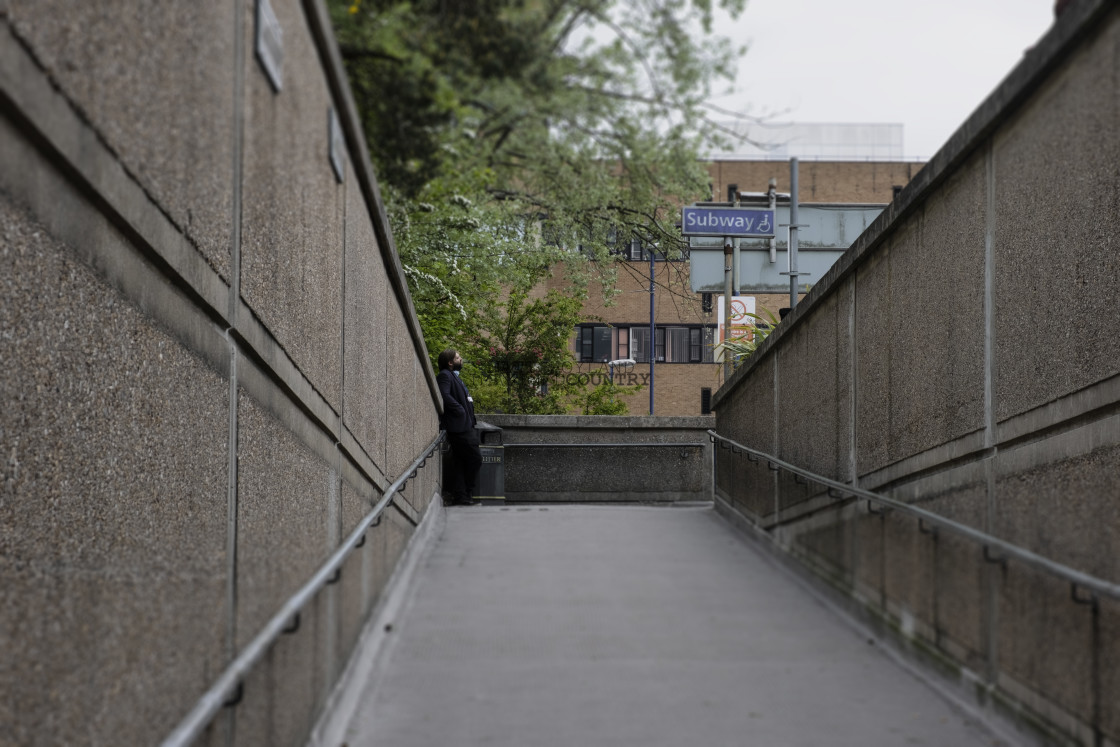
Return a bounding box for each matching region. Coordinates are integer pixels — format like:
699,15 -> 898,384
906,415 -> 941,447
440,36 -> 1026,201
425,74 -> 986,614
160,432 -> 444,747
504,442 -> 706,448
708,430 -> 1120,604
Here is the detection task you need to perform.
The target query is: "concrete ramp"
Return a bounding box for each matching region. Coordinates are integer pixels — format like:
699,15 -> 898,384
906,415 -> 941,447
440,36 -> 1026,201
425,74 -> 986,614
321,505 -> 1006,746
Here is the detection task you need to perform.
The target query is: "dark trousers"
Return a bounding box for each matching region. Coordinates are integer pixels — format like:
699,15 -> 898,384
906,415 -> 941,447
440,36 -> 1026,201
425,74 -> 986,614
446,428 -> 482,500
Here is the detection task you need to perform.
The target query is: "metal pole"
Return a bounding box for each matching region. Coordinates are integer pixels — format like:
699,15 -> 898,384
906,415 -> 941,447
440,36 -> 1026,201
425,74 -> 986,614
723,240 -> 733,383
789,158 -> 800,310
733,238 -> 740,296
768,177 -> 777,264
649,243 -> 655,415
732,189 -> 740,295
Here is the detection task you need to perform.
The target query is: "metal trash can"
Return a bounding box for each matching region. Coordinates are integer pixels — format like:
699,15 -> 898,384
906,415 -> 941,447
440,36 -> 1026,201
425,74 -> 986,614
442,421 -> 504,502
475,421 -> 505,502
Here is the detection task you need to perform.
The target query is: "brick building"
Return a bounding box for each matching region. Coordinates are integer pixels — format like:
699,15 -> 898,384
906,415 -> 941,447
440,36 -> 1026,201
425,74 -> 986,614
548,156 -> 925,416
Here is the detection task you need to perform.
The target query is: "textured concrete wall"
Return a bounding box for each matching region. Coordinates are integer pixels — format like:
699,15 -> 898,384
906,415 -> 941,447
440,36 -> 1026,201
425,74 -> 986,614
712,2 -> 1120,745
0,1 -> 442,745
484,415 -> 714,503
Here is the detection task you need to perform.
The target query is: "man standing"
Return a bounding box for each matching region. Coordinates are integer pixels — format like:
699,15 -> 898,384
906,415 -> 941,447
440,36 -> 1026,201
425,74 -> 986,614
437,349 -> 483,506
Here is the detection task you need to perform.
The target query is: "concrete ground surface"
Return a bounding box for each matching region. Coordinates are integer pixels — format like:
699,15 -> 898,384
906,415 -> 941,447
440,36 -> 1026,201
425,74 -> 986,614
331,504 -> 1007,747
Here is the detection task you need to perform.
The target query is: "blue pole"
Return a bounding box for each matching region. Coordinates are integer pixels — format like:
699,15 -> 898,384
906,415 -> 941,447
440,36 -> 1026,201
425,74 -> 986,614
649,243 -> 655,415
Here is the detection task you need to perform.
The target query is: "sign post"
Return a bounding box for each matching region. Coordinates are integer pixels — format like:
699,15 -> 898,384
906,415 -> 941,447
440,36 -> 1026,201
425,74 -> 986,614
779,158 -> 809,311
723,242 -> 732,382
682,204 -> 774,383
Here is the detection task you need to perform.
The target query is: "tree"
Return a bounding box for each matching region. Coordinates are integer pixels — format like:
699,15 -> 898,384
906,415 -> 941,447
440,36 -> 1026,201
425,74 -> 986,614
574,378 -> 643,415
459,289 -> 583,414
328,0 -> 749,410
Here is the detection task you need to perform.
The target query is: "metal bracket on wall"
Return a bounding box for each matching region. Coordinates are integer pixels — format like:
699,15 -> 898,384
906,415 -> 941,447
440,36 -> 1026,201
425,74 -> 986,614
255,0 -> 283,92
223,683 -> 244,709
282,613 -> 301,634
1071,583 -> 1100,611
983,545 -> 1007,569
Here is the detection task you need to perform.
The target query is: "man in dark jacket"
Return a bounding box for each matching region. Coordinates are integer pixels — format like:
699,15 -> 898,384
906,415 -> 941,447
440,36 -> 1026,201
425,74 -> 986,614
437,349 -> 483,506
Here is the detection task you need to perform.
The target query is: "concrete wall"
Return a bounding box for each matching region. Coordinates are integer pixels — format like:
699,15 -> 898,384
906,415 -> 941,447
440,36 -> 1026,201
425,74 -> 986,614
0,1 -> 441,745
484,415 -> 714,503
711,2 -> 1120,744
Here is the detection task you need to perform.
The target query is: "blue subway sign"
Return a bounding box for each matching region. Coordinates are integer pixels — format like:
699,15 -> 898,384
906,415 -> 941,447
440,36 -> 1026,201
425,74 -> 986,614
682,206 -> 775,238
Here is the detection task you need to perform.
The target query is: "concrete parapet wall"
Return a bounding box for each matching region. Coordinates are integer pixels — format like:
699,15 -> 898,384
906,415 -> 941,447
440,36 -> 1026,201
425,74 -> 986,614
712,2 -> 1120,744
0,1 -> 440,744
484,415 -> 714,503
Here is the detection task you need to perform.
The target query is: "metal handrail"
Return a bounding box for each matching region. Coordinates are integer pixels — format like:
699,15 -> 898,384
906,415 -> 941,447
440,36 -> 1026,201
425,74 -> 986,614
160,431 -> 445,747
708,430 -> 1120,603
504,442 -> 706,448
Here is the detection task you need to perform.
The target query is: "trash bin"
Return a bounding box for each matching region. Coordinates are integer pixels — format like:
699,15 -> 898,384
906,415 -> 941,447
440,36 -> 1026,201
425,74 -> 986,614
442,421 -> 504,503
475,420 -> 505,502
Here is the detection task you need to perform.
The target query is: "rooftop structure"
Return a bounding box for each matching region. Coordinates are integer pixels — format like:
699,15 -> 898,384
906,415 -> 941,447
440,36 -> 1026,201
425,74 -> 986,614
708,121 -> 905,161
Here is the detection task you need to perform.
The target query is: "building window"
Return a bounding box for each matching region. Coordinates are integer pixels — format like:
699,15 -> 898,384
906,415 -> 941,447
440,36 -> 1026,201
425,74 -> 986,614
576,325 -> 612,363
620,325 -> 716,363
625,241 -> 673,262
666,327 -> 693,362
630,326 -> 650,363
701,387 -> 712,415
628,239 -> 643,261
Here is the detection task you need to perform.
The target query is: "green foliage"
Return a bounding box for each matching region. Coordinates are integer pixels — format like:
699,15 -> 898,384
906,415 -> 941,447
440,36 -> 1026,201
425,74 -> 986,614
573,379 -> 644,415
328,0 -> 750,412
713,307 -> 783,362
459,289 -> 584,414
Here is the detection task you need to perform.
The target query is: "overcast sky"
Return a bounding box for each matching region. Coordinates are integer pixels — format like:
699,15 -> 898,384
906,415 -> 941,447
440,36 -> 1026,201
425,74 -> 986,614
709,0 -> 1057,159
